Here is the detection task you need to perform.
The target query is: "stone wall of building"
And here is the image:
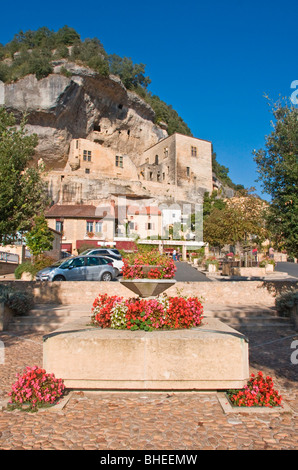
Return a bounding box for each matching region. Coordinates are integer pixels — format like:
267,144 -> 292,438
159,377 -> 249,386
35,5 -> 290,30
141,133 -> 213,195
175,133 -> 213,194
67,138 -> 138,180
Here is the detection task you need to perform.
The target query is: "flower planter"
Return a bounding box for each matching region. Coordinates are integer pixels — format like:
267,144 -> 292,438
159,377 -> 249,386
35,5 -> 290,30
217,392 -> 291,414
265,263 -> 274,273
207,264 -> 218,273
120,278 -> 176,298
232,267 -> 266,277
43,316 -> 249,390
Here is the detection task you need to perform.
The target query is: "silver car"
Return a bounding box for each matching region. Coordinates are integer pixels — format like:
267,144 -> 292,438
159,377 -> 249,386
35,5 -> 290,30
35,255 -> 116,281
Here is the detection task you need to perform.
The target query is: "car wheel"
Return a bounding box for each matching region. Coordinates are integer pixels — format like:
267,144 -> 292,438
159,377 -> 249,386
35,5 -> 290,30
101,272 -> 112,281
53,275 -> 65,281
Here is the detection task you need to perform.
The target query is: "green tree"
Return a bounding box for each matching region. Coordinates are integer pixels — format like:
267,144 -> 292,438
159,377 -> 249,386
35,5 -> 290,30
28,49 -> 53,80
54,25 -> 80,46
203,207 -> 228,252
203,192 -> 268,254
108,54 -> 151,90
0,108 -> 50,243
253,98 -> 298,256
203,191 -> 226,218
25,215 -> 54,258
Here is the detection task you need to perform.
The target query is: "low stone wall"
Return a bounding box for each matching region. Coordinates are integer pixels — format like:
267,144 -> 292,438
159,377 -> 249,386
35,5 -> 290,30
1,279 -> 296,308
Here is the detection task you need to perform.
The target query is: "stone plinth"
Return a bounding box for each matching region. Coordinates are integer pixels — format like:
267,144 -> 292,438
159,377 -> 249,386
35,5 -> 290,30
43,317 -> 249,390
120,279 -> 176,298
232,267 -> 266,277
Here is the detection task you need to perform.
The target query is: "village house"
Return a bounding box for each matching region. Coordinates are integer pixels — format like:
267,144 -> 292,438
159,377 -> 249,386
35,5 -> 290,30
44,132 -> 213,254
45,201 -> 163,255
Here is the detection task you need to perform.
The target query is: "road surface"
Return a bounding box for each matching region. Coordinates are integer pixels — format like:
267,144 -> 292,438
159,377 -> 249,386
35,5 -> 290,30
174,261 -> 211,282
275,262 -> 298,280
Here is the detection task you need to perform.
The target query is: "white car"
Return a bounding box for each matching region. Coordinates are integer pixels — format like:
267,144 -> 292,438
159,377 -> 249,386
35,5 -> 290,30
100,256 -> 124,276
80,248 -> 122,259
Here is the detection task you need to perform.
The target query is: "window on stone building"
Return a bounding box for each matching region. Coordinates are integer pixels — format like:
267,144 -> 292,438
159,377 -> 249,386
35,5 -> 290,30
85,168 -> 90,174
186,167 -> 190,177
83,150 -> 92,162
95,222 -> 103,233
116,155 -> 123,168
155,155 -> 159,165
56,220 -> 63,233
145,222 -> 155,230
164,148 -> 168,157
86,221 -> 93,233
191,146 -> 197,157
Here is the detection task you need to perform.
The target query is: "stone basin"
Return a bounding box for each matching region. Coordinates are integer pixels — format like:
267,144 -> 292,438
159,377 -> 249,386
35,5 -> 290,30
43,317 -> 249,391
120,278 -> 176,298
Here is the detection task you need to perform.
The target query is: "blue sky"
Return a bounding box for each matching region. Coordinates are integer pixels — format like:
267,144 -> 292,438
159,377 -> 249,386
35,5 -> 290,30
1,0 -> 297,199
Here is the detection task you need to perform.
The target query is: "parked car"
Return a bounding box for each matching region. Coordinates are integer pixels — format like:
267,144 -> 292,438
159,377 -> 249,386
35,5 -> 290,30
35,255 -> 115,282
80,248 -> 122,259
100,255 -> 124,276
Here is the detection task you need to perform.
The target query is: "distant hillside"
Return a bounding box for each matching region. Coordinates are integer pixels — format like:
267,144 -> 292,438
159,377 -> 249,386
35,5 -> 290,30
0,26 -> 192,137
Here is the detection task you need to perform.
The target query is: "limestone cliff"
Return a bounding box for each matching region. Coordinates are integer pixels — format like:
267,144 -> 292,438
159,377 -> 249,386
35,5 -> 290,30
0,61 -> 167,170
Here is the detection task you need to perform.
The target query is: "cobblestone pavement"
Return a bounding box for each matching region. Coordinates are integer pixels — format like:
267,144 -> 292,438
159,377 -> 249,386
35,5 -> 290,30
0,323 -> 297,451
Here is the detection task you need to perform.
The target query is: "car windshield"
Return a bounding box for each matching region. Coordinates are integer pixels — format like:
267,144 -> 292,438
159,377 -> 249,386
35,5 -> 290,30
79,250 -> 91,255
58,258 -> 76,269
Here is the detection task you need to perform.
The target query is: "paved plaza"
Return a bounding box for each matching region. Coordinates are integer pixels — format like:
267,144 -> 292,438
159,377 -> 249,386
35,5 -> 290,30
0,317 -> 297,451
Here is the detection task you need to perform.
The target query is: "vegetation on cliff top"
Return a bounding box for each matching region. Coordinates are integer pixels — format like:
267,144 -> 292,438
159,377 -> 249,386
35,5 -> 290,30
0,25 -> 241,188
0,26 -> 192,136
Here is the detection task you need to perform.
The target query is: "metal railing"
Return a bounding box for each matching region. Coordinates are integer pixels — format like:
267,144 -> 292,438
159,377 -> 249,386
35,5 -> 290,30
0,251 -> 19,264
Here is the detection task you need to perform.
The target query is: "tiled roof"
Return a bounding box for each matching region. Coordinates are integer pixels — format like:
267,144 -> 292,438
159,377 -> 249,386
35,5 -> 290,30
46,205 -> 110,219
46,204 -> 161,219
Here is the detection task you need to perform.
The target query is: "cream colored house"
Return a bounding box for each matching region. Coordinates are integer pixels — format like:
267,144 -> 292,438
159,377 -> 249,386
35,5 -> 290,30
125,205 -> 162,240
46,204 -> 116,254
45,202 -> 163,254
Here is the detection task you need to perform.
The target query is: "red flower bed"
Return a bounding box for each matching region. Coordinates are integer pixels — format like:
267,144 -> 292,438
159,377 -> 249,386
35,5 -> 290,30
121,250 -> 176,279
91,294 -> 204,331
227,371 -> 282,407
7,366 -> 65,412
